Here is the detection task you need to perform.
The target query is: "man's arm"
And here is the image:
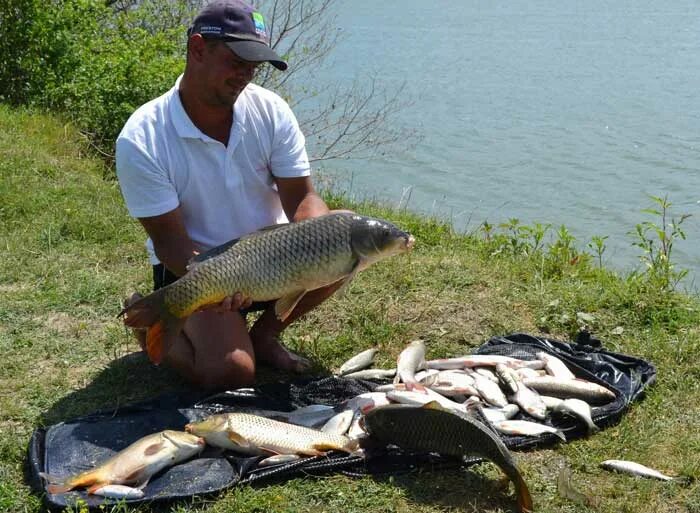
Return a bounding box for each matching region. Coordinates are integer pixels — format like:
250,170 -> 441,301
137,207 -> 198,277
139,208 -> 252,311
275,176 -> 329,222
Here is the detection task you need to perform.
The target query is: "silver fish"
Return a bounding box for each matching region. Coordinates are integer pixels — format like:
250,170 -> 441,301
258,454 -> 303,467
600,460 -> 676,481
321,410 -> 355,435
90,484 -> 145,500
394,339 -> 427,388
522,376 -> 616,404
554,398 -> 599,434
472,372 -> 508,407
493,420 -> 566,441
536,351 -> 576,379
343,368 -> 396,380
338,348 -> 379,375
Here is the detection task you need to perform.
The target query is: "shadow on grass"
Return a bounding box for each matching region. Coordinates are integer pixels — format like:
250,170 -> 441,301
40,348 -> 329,428
40,351 -> 192,427
373,464 -> 522,512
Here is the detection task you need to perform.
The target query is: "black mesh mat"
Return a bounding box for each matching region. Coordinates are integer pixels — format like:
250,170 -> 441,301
28,332 -> 656,510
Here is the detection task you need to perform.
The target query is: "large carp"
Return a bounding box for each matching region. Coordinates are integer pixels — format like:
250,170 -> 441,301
120,212 -> 414,364
363,402 -> 534,513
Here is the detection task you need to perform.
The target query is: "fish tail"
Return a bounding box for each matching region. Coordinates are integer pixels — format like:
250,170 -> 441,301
502,466 -> 534,513
118,287 -> 185,365
145,313 -> 186,365
118,287 -> 168,328
515,473 -> 534,513
41,470 -> 99,494
40,472 -> 72,494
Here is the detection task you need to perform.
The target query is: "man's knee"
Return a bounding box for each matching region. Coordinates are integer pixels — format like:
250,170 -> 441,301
193,351 -> 255,390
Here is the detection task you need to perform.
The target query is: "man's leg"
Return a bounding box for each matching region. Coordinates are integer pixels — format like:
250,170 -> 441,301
162,309 -> 256,389
249,280 -> 346,372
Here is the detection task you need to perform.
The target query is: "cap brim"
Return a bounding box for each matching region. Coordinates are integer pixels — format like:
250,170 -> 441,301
225,40 -> 287,71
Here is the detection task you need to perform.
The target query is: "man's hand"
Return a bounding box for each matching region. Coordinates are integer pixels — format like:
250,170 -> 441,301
197,293 -> 253,314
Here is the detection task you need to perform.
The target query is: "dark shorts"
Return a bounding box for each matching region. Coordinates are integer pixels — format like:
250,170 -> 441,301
152,264 -> 271,316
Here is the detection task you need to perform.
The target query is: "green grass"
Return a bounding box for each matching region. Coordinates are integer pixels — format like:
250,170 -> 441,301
1,104 -> 700,512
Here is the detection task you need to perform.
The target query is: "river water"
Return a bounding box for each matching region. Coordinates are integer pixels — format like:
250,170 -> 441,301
303,0 -> 700,286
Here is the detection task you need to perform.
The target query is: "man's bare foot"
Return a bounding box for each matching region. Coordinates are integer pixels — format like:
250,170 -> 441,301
250,329 -> 312,373
122,292 -> 147,351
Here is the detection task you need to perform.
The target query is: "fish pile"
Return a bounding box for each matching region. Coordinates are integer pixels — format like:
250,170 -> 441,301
334,340 -> 616,441
39,341 -> 619,506
119,212 -> 414,364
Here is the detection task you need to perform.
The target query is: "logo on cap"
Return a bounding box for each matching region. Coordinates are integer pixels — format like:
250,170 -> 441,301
252,12 -> 266,37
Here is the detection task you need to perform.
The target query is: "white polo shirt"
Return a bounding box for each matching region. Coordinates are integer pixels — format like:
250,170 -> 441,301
115,75 -> 311,264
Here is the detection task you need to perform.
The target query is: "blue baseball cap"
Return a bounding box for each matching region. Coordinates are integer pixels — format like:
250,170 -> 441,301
188,0 -> 288,70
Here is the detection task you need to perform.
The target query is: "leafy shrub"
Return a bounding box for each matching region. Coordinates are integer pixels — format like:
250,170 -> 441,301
0,0 -> 185,157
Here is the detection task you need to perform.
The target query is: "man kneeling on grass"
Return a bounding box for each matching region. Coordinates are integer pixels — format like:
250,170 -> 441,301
115,0 -> 343,389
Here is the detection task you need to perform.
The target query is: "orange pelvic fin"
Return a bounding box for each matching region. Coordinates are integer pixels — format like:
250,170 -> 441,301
145,314 -> 186,365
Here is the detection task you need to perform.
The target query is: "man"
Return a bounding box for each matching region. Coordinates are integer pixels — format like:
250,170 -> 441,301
116,0 -> 342,389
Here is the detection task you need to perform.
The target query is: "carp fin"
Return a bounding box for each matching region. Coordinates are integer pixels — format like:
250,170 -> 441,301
334,260 -> 362,299
274,290 -> 307,322
257,445 -> 282,456
145,315 -> 186,365
422,400 -> 447,411
187,237 -> 241,268
226,430 -> 248,447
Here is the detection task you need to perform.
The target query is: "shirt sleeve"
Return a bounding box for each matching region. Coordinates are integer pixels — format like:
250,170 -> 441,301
115,137 -> 180,218
269,97 -> 312,178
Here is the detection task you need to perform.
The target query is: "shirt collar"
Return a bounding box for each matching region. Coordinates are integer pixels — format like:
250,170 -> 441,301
168,75 -> 247,142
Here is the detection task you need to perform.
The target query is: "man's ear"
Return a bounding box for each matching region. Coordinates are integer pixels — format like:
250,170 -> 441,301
187,34 -> 208,63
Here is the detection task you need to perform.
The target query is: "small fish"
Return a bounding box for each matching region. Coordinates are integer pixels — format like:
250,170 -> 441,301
493,420 -> 566,441
258,454 -> 303,467
536,351 -> 576,379
341,392 -> 391,414
394,339 -> 427,389
40,430 -> 204,494
508,371 -> 547,421
553,398 -> 599,434
185,413 -> 358,456
90,484 -> 145,500
321,410 -> 355,435
271,404 -> 337,428
386,389 -> 467,415
522,376 -> 616,404
472,372 -> 509,407
427,355 -> 544,370
364,402 -> 533,513
600,460 -> 677,481
415,369 -> 441,385
338,348 -> 379,375
495,364 -> 520,394
429,382 -> 479,398
343,368 -> 396,380
474,367 -> 499,382
540,395 -> 564,410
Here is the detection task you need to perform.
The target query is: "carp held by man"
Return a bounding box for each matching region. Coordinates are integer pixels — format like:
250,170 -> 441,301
120,212 -> 414,364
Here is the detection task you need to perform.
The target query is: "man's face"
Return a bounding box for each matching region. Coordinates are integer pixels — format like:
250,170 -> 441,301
200,40 -> 261,107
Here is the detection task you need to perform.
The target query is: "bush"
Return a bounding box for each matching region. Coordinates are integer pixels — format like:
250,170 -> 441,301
0,0 -> 185,157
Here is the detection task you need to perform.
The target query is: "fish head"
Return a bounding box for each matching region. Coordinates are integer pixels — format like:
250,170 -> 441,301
350,216 -> 414,262
162,430 -> 206,454
185,414 -> 228,438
